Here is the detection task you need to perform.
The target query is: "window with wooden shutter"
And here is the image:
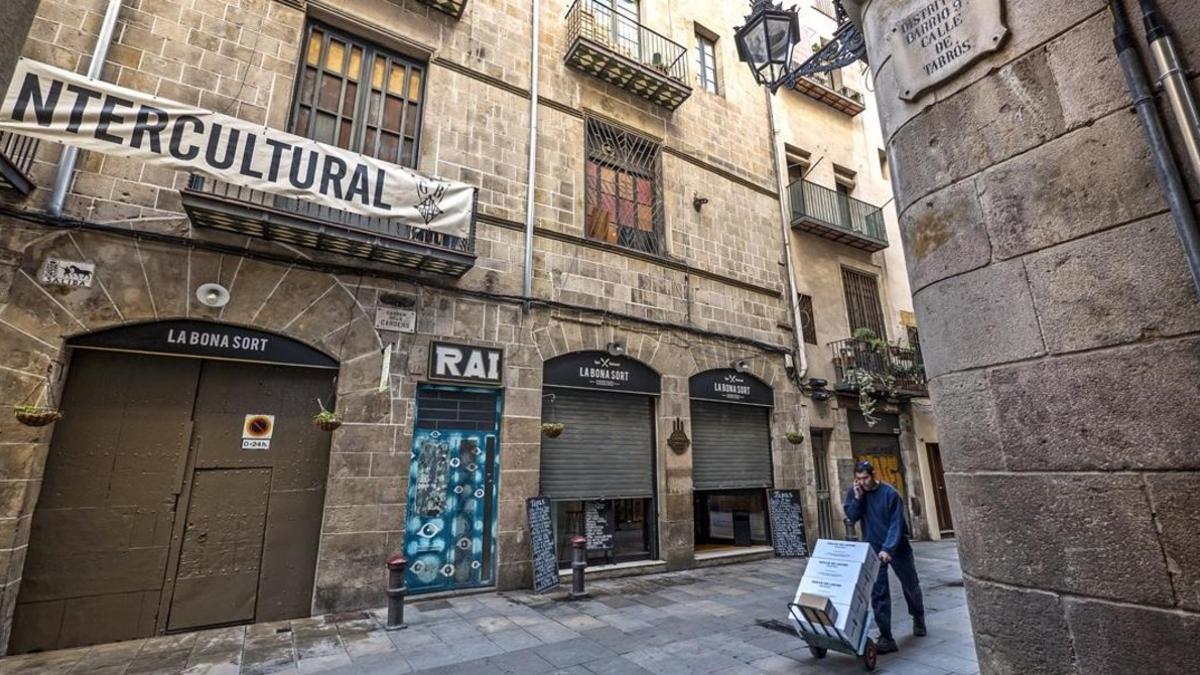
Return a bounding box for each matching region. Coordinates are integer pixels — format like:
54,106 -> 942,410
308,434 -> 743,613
798,293 -> 818,345
842,267 -> 887,338
292,23 -> 425,168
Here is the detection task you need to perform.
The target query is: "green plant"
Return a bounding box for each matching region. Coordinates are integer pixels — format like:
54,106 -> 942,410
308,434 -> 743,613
14,404 -> 63,427
313,398 -> 342,431
845,368 -> 896,428
541,421 -> 565,438
786,431 -> 805,445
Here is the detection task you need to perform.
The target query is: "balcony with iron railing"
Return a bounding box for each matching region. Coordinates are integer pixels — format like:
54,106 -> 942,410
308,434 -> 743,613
413,0 -> 467,19
829,337 -> 928,397
791,69 -> 866,116
564,0 -> 692,111
0,132 -> 39,196
180,175 -> 478,277
788,179 -> 889,252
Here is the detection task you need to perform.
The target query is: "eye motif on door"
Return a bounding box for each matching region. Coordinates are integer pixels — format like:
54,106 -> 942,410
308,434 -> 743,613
405,429 -> 498,592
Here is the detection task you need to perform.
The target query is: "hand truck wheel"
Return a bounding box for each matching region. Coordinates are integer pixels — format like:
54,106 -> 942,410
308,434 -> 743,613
861,638 -> 877,671
808,646 -> 827,659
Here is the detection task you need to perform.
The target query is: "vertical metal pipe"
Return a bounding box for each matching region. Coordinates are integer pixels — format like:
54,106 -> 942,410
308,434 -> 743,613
1110,0 -> 1200,297
765,89 -> 809,381
48,0 -> 123,217
522,0 -> 541,312
1139,0 -> 1200,179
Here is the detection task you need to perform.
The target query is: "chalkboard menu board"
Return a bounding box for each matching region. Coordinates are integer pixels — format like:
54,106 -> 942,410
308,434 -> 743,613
767,490 -> 808,558
584,501 -> 613,550
527,497 -> 560,593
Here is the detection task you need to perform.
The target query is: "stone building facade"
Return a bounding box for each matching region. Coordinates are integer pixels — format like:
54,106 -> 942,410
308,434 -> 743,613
850,0 -> 1200,672
0,0 -> 935,655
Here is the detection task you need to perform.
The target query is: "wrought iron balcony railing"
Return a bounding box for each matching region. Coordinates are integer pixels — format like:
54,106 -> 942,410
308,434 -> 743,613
413,0 -> 467,19
0,131 -> 38,196
829,337 -> 927,397
564,0 -> 692,110
789,179 -> 888,252
792,70 -> 866,116
181,175 -> 477,277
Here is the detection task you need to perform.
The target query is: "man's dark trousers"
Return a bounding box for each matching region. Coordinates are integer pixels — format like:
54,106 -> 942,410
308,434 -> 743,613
871,544 -> 925,641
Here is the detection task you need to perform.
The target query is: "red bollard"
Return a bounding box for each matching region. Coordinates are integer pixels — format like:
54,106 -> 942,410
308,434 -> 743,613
569,535 -> 588,599
386,554 -> 408,630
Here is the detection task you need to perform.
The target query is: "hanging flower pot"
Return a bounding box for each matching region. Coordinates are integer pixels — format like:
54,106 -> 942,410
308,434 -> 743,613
786,431 -> 805,445
314,410 -> 343,432
541,422 -> 565,438
14,404 -> 62,427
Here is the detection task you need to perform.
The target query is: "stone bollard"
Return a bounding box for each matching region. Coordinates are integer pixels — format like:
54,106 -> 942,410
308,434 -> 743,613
385,554 -> 408,630
569,535 -> 588,599
843,518 -> 858,542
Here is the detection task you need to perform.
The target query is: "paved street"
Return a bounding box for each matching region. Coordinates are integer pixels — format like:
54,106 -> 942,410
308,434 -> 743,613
0,541 -> 977,675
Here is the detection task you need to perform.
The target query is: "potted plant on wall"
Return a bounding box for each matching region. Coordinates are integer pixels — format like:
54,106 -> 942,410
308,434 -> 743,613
313,398 -> 342,432
786,431 -> 805,445
541,421 -> 565,438
13,375 -> 62,427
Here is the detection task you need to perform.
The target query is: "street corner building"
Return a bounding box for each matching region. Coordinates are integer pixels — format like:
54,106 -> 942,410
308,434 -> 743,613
0,0 -> 940,656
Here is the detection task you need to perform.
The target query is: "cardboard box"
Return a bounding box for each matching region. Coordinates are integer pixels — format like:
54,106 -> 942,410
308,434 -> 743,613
794,539 -> 881,638
796,592 -> 838,627
812,539 -> 881,580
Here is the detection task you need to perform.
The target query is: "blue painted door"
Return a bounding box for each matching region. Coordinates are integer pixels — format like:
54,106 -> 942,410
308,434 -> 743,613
404,387 -> 501,593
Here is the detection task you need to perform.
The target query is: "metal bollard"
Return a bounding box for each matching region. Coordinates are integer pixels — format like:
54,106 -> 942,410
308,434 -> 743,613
569,535 -> 588,599
385,554 -> 408,630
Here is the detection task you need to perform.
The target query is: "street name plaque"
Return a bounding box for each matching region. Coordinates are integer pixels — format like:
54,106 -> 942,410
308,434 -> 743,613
890,0 -> 1007,101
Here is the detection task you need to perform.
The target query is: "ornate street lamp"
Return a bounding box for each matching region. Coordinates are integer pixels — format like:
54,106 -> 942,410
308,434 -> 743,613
735,0 -> 867,93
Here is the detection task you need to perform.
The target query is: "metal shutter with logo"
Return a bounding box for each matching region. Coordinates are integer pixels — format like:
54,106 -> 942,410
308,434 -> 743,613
690,400 -> 773,490
540,388 -> 654,500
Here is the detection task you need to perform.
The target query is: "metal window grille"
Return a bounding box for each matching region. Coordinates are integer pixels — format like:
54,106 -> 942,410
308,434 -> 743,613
584,119 -> 665,256
798,293 -> 818,345
696,34 -> 718,94
291,22 -> 426,168
842,267 -> 887,339
811,430 -> 835,539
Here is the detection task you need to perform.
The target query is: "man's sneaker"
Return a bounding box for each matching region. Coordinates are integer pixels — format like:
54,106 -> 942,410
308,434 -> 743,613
875,636 -> 899,654
913,617 -> 928,637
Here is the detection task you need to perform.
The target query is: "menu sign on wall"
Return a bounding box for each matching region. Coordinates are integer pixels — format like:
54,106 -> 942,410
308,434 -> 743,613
527,497 -> 560,593
768,489 -> 809,558
891,0 -> 1007,101
542,351 -> 661,395
584,501 -> 613,550
689,369 -> 774,406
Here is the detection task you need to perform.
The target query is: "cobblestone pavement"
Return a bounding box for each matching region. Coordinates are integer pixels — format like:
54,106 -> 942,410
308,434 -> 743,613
0,541 -> 977,675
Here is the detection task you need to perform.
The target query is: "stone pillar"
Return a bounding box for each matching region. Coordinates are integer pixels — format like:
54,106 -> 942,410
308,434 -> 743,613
850,0 -> 1200,672
0,0 -> 37,95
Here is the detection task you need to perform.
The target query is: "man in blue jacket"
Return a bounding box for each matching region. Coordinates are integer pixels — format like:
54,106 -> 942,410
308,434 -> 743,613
843,460 -> 926,654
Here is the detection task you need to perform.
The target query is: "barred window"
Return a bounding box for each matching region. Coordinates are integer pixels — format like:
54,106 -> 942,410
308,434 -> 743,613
584,119 -> 665,256
842,267 -> 887,339
292,23 -> 425,168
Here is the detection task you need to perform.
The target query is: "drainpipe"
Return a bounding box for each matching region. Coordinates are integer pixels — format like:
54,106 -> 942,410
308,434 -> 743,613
1139,0 -> 1200,180
765,89 -> 809,383
521,0 -> 541,313
1110,0 -> 1200,297
48,0 -> 123,217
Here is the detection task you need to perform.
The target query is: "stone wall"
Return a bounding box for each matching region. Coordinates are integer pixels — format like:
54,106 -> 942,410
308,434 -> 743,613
0,0 -> 39,98
855,0 -> 1200,671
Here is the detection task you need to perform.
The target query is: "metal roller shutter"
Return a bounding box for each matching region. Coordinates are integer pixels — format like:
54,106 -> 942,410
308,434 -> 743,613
540,388 -> 654,500
691,400 -> 772,490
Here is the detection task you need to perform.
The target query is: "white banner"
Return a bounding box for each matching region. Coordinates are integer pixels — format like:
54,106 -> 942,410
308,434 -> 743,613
0,59 -> 474,238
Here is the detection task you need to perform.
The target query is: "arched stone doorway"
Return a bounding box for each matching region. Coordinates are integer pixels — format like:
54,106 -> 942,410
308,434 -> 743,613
10,321 -> 338,653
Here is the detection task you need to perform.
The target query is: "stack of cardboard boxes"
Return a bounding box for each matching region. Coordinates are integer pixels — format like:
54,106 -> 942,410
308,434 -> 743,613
790,540 -> 881,646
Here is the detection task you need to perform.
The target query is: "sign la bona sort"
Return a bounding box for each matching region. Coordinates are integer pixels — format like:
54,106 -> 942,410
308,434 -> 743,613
0,59 -> 474,237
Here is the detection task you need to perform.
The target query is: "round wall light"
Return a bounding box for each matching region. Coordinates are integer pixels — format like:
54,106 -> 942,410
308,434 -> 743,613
196,282 -> 230,308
